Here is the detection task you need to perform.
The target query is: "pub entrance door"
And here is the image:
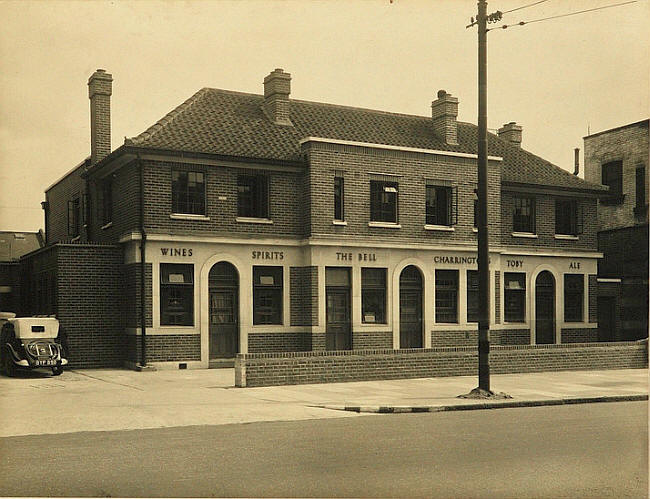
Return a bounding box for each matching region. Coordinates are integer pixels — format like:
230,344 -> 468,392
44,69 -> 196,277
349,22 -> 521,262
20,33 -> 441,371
208,262 -> 239,359
535,271 -> 555,344
326,267 -> 351,350
400,266 -> 423,349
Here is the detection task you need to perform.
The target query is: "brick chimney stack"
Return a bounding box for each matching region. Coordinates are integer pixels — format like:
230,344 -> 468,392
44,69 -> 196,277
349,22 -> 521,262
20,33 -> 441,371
263,68 -> 292,126
497,122 -> 523,147
431,90 -> 459,145
88,69 -> 113,164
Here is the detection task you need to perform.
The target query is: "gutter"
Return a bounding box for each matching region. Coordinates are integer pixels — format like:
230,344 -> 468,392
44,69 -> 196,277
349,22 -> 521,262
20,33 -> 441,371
81,144 -> 305,179
501,180 -> 609,196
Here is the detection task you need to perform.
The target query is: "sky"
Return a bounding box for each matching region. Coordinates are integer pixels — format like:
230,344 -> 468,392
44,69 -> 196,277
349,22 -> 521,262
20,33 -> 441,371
0,0 -> 648,232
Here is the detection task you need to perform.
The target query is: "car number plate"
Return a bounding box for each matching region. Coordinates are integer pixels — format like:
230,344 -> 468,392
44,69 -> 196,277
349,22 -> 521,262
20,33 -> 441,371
36,360 -> 55,367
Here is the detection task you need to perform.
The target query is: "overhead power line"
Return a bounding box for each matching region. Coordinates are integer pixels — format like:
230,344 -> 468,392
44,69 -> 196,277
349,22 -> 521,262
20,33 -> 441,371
489,0 -> 638,31
502,0 -> 550,15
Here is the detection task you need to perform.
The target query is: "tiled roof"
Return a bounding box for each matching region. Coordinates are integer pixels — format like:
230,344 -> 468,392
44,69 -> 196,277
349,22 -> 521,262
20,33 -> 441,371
125,88 -> 605,191
0,231 -> 44,262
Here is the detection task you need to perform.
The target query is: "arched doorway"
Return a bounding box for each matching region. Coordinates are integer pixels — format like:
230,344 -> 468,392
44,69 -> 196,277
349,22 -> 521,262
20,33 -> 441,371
208,262 -> 239,358
535,271 -> 555,344
400,266 -> 423,348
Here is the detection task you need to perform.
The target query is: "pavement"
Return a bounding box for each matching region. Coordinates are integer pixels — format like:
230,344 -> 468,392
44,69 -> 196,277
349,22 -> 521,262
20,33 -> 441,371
0,367 -> 646,437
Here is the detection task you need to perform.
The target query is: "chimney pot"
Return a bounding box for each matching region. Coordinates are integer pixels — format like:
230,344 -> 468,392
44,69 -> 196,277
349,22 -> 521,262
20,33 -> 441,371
88,69 -> 113,163
497,122 -> 523,147
431,90 -> 459,145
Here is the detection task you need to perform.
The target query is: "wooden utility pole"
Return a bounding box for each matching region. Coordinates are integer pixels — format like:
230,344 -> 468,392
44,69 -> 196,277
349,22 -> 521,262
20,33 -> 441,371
476,0 -> 490,392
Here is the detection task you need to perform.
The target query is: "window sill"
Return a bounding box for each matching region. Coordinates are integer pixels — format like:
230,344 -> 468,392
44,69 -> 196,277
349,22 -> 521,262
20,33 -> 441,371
332,220 -> 347,226
170,213 -> 210,221
101,222 -> 113,230
424,224 -> 454,232
237,217 -> 273,224
368,221 -> 401,229
472,227 -> 478,233
511,232 -> 538,239
554,234 -> 579,240
504,320 -> 527,325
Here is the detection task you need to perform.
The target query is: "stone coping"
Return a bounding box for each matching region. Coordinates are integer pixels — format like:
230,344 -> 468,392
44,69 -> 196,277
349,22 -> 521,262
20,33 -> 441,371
237,340 -> 646,359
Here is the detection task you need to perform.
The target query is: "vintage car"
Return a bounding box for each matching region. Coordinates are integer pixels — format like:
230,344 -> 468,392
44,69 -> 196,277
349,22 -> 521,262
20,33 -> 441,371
0,313 -> 68,376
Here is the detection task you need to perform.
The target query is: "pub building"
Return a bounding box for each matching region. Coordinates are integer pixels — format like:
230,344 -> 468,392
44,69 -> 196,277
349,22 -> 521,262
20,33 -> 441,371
25,68 -> 607,369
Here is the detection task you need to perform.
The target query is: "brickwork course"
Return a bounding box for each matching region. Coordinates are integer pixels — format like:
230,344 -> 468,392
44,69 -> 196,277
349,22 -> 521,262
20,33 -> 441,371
20,67 -> 630,373
235,342 -> 648,387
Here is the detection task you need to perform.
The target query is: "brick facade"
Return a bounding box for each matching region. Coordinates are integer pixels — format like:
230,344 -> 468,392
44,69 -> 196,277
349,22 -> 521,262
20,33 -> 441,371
143,161 -> 304,239
500,191 -> 598,249
248,332 -> 311,353
303,141 -> 502,245
45,162 -> 88,244
290,266 -> 318,326
235,342 -> 648,387
21,243 -> 124,368
561,328 -> 598,343
584,120 -> 649,342
352,330 -> 393,350
584,120 -> 649,231
126,334 -> 200,363
123,262 -> 153,328
431,328 -> 529,347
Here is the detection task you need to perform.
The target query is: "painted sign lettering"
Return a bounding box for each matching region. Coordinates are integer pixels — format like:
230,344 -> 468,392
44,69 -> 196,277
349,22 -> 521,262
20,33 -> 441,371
160,248 -> 193,257
358,253 -> 377,262
506,259 -> 524,268
252,251 -> 284,260
434,256 -> 478,265
569,261 -> 581,269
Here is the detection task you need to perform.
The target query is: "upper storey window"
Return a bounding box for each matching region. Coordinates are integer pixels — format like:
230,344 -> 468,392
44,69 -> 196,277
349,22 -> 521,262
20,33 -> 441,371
67,196 -> 81,237
101,176 -> 113,225
172,170 -> 205,215
513,195 -> 535,233
426,185 -> 457,227
555,199 -> 583,236
370,180 -> 398,223
334,173 -> 344,222
601,160 -> 623,204
635,164 -> 647,216
238,174 -> 269,219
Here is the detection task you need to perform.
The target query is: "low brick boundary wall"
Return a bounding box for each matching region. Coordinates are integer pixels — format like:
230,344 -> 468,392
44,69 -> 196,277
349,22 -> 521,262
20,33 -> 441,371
235,341 -> 648,387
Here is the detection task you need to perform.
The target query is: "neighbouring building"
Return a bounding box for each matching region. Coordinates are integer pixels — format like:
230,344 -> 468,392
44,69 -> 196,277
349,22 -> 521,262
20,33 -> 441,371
584,119 -> 649,342
21,68 -> 610,369
0,231 -> 44,312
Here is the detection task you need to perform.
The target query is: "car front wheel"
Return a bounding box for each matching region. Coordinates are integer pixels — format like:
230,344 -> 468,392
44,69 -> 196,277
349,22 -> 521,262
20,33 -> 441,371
51,366 -> 63,376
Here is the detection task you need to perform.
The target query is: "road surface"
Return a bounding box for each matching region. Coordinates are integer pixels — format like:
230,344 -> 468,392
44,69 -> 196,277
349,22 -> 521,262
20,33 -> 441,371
0,401 -> 646,497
